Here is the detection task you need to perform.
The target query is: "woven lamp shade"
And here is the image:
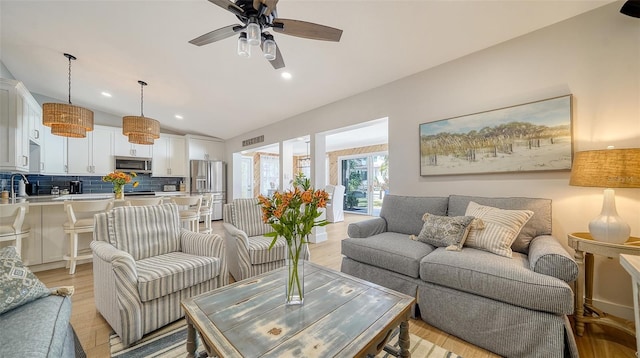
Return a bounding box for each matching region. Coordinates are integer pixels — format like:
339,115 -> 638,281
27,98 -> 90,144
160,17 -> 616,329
122,116 -> 160,145
42,102 -> 94,138
569,148 -> 640,188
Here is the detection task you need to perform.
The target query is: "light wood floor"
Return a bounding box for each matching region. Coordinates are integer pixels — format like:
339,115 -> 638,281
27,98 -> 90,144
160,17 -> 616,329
35,214 -> 636,357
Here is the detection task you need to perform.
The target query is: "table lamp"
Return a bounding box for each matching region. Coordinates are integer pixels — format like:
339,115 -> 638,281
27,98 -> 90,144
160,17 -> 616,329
569,148 -> 640,244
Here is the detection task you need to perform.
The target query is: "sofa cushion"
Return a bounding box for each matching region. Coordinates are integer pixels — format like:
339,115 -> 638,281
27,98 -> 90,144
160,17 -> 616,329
0,295 -> 73,357
0,246 -> 50,314
136,251 -> 220,302
380,195 -> 449,236
413,213 -> 476,251
109,204 -> 182,261
447,195 -> 551,254
464,201 -> 533,258
342,232 -> 435,278
420,248 -> 574,314
233,198 -> 273,237
248,236 -> 287,265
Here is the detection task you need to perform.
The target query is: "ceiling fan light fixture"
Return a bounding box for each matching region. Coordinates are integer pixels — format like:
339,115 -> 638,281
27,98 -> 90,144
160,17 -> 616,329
263,34 -> 277,61
247,20 -> 261,46
42,53 -> 94,138
237,32 -> 251,58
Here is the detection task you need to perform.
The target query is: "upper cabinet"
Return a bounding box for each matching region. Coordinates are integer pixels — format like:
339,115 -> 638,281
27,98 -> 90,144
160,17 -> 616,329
67,125 -> 114,175
187,135 -> 225,161
0,78 -> 38,173
113,129 -> 153,158
153,134 -> 187,177
42,125 -> 68,175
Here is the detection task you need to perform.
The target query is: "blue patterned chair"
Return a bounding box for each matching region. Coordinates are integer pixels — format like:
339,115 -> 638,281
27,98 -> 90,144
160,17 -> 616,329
222,198 -> 310,281
91,203 -> 227,346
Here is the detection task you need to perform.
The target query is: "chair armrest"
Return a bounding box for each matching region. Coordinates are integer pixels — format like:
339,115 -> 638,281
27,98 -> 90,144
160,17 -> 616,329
91,241 -> 136,270
223,222 -> 250,249
347,217 -> 387,238
529,235 -> 578,283
180,229 -> 228,286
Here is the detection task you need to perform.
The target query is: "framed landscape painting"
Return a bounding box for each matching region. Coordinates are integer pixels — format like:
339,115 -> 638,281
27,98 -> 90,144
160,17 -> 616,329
419,95 -> 572,176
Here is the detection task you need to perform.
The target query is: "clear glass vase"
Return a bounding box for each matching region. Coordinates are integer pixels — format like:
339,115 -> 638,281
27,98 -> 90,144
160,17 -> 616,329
286,256 -> 304,305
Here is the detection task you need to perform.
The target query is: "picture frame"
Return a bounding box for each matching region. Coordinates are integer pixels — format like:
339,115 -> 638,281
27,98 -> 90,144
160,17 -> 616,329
419,94 -> 572,176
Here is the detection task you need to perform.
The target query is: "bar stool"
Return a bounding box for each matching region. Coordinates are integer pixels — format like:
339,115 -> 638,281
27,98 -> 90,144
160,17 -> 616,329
171,196 -> 202,232
200,193 -> 215,234
63,199 -> 114,274
125,197 -> 163,206
0,202 -> 30,257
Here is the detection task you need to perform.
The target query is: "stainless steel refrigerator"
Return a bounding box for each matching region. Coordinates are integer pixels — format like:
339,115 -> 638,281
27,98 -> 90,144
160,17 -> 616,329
190,160 -> 226,220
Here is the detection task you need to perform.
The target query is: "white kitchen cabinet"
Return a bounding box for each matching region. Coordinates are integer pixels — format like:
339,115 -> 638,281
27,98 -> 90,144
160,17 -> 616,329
41,205 -> 68,264
0,78 -> 36,173
187,136 -> 224,161
153,134 -> 187,177
27,100 -> 43,145
67,125 -> 114,175
113,129 -> 153,158
21,205 -> 42,266
42,125 -> 68,175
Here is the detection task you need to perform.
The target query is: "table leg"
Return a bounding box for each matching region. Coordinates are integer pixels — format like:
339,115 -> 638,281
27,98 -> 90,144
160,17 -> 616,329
398,320 -> 411,358
585,253 -> 594,307
574,249 -> 585,336
186,316 -> 197,358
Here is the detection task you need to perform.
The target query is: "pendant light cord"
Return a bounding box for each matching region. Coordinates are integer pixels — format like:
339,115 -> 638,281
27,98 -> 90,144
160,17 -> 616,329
140,83 -> 144,117
68,56 -> 72,105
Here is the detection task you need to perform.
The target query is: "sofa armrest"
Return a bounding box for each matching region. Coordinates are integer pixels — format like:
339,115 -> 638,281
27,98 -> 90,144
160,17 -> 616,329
347,217 -> 387,238
529,235 -> 578,283
180,229 -> 228,287
222,222 -> 250,249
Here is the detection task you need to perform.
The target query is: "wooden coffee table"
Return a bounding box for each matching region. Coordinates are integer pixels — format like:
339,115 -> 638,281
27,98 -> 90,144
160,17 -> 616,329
182,261 -> 415,357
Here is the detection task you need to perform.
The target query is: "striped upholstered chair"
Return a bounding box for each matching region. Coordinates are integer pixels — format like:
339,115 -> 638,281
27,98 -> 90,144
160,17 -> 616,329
91,203 -> 227,346
222,198 -> 310,281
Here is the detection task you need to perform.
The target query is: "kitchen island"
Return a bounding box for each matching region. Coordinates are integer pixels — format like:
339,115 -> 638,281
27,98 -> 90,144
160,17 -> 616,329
1,191 -> 188,272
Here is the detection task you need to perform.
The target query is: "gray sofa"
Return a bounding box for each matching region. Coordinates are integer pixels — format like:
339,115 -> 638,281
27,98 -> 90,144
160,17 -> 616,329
341,195 -> 579,358
0,295 -> 77,357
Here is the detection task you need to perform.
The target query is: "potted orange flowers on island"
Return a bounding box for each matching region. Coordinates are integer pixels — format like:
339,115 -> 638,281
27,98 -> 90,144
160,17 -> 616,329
102,171 -> 139,200
258,173 -> 329,305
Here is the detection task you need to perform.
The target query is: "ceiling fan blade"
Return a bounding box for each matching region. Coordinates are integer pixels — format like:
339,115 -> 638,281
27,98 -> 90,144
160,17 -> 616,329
189,24 -> 243,46
261,39 -> 285,69
272,18 -> 342,42
208,0 -> 245,17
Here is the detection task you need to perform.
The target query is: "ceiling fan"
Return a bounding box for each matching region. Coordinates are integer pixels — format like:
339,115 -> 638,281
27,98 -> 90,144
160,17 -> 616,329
189,0 -> 343,69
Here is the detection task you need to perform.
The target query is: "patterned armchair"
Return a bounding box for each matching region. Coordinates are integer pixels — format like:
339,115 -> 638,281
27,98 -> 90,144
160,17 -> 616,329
222,198 -> 310,281
91,203 -> 227,346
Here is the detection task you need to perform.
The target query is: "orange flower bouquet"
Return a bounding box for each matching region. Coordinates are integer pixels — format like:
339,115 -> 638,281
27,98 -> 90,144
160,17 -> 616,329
258,175 -> 329,304
102,171 -> 138,199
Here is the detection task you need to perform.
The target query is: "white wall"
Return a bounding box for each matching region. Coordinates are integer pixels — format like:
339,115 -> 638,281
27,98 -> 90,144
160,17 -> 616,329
225,2 -> 640,316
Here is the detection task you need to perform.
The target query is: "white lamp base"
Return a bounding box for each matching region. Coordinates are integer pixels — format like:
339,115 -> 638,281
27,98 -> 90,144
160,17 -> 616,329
589,188 -> 631,244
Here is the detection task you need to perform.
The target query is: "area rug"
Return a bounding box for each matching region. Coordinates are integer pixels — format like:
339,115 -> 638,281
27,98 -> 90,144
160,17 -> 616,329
110,320 -> 462,358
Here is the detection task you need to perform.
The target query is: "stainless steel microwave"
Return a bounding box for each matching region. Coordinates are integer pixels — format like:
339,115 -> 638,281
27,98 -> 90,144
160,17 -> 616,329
114,156 -> 152,174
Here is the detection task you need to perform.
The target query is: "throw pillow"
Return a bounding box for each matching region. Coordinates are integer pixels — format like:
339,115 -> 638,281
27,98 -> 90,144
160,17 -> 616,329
411,213 -> 478,251
0,246 -> 50,314
464,201 -> 534,258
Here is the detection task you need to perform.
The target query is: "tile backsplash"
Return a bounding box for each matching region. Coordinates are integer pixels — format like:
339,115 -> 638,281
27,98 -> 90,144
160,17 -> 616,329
0,172 -> 184,195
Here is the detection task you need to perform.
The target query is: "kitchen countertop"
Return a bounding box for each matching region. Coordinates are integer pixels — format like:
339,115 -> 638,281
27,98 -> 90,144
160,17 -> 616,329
0,191 -> 191,206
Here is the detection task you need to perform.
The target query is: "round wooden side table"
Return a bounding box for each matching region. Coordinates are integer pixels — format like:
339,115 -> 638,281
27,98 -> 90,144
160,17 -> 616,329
567,232 -> 640,337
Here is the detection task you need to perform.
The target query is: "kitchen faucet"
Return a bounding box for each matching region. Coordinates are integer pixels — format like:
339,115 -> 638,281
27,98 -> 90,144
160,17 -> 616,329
10,173 -> 29,203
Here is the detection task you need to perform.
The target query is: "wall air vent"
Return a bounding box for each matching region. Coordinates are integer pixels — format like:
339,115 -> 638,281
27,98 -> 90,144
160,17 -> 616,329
242,135 -> 264,147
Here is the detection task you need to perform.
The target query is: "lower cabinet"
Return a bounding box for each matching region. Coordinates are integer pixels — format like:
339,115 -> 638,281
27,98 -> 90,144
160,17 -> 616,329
20,204 -> 69,267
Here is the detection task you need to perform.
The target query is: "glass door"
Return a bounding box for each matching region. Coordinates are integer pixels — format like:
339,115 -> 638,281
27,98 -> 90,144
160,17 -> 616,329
340,153 -> 388,216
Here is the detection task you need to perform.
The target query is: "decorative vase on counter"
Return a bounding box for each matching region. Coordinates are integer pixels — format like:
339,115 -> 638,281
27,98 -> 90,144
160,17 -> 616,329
114,184 -> 124,200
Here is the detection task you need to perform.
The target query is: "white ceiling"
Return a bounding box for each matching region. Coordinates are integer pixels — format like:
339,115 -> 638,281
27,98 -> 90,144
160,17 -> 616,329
1,0 -> 614,142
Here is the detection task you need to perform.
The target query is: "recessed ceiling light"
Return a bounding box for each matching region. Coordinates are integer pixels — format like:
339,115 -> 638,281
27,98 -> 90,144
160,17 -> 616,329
175,114 -> 184,120
101,91 -> 112,97
281,72 -> 292,80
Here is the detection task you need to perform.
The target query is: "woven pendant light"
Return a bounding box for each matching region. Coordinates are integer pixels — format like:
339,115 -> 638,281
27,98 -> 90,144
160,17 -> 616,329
42,53 -> 94,138
122,80 -> 160,145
